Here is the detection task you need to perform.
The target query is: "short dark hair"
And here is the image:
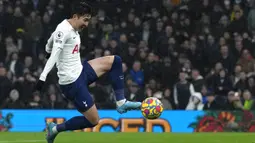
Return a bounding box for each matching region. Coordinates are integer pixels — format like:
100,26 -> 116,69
71,1 -> 92,17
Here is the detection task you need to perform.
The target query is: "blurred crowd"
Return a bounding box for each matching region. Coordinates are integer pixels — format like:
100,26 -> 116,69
0,0 -> 255,110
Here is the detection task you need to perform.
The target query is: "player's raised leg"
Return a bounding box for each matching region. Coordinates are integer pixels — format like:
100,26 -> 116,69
88,55 -> 141,113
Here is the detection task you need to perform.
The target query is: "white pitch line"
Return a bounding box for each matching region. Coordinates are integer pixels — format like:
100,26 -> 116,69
0,140 -> 45,143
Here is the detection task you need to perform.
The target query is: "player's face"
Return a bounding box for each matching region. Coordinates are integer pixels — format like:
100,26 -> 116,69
77,14 -> 91,31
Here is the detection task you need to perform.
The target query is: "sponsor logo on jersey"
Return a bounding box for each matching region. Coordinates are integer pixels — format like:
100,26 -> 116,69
55,39 -> 62,43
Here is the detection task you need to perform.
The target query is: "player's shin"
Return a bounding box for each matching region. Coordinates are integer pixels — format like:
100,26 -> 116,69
54,116 -> 96,133
109,55 -> 126,106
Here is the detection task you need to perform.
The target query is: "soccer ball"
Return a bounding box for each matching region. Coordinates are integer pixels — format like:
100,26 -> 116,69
141,97 -> 164,119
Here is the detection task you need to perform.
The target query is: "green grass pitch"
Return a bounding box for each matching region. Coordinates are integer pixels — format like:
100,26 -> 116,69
0,132 -> 254,143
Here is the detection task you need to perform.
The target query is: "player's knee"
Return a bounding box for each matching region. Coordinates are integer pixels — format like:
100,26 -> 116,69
104,55 -> 122,71
113,55 -> 122,65
108,55 -> 122,69
89,115 -> 99,126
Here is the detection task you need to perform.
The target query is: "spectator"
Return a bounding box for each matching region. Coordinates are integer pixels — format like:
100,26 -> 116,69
27,92 -> 45,109
160,88 -> 172,110
103,50 -> 111,56
12,6 -> 25,36
4,36 -> 18,62
41,12 -> 55,48
242,90 -> 255,110
247,63 -> 255,77
219,45 -> 235,73
228,10 -> 247,34
2,4 -> 14,37
7,52 -> 23,77
213,69 -> 233,96
122,42 -> 137,68
146,78 -> 159,95
20,73 -> 36,100
203,92 -> 221,110
186,92 -> 204,110
188,41 -> 203,73
230,4 -> 243,21
24,56 -> 36,72
232,64 -> 242,87
214,15 -> 230,37
44,94 -> 64,109
145,87 -> 153,98
181,60 -> 192,77
224,91 -> 243,110
0,67 -> 11,104
237,49 -> 255,73
24,11 -> 42,56
161,57 -> 176,88
0,89 -> 25,109
205,62 -> 223,88
247,76 -> 255,96
234,71 -> 248,92
130,60 -> 144,87
143,52 -> 161,82
233,34 -> 243,59
138,49 -> 147,64
119,34 -> 129,53
24,11 -> 42,40
191,69 -> 204,93
88,82 -> 114,109
141,21 -> 152,45
174,72 -> 195,109
125,82 -> 145,102
203,35 -> 220,67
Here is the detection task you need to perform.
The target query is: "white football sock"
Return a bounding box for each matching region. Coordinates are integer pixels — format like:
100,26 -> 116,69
116,99 -> 126,107
52,126 -> 58,133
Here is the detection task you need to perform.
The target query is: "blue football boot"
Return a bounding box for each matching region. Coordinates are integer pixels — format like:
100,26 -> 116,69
46,122 -> 58,143
117,101 -> 141,114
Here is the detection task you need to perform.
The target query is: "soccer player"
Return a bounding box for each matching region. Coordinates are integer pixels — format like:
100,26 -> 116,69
35,2 -> 141,143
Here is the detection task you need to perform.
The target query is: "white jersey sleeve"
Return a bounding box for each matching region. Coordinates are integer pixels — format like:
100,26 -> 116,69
39,30 -> 70,81
45,34 -> 53,53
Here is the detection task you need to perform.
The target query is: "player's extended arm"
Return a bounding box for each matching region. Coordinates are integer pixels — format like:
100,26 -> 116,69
34,46 -> 62,92
35,30 -> 68,92
39,46 -> 62,81
45,35 -> 54,59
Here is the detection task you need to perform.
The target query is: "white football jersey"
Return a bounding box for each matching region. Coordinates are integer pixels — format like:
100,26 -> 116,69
39,19 -> 83,85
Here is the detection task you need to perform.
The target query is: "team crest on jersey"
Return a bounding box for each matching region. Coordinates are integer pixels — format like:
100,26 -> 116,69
56,31 -> 64,39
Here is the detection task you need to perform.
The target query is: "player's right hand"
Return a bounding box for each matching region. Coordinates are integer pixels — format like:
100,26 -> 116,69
34,80 -> 45,92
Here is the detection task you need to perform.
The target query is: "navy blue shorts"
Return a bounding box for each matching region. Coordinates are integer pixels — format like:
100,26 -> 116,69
60,60 -> 98,112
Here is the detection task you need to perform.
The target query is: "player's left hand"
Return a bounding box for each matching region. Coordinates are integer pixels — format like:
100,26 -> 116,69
34,80 -> 45,92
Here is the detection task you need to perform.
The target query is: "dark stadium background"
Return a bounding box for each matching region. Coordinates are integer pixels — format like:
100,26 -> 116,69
0,0 -> 255,111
